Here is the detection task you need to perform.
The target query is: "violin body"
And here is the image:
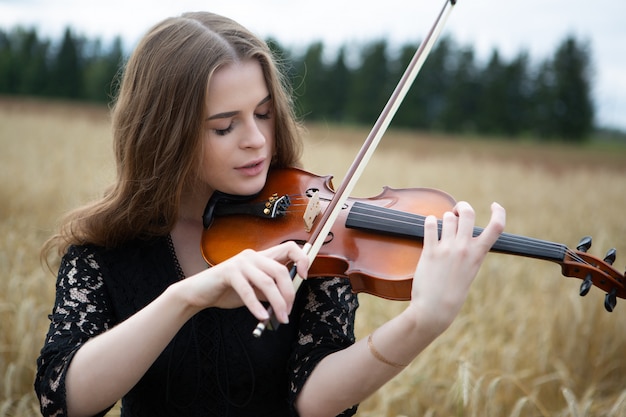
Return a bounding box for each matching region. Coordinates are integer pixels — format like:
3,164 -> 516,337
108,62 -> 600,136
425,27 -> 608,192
201,167 -> 456,300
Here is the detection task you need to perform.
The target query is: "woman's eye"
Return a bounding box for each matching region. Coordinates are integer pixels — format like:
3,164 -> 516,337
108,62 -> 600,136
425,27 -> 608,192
256,111 -> 271,120
213,124 -> 234,136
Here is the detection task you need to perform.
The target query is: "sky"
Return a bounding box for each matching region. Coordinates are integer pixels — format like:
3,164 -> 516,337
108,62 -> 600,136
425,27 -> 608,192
1,0 -> 625,131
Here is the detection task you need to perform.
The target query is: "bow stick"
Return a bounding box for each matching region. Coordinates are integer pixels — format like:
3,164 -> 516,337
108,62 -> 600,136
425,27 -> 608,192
254,0 -> 458,337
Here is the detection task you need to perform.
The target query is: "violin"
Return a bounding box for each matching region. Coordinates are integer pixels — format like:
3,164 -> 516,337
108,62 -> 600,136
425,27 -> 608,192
203,0 -> 624,335
201,167 -> 626,309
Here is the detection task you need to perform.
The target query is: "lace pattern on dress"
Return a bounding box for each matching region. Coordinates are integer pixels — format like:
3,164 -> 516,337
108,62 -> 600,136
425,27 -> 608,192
35,245 -> 114,417
288,277 -> 360,416
35,242 -> 360,417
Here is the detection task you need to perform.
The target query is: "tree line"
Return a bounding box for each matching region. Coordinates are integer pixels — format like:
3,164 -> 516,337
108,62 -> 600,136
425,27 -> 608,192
0,26 -> 595,141
0,27 -> 123,103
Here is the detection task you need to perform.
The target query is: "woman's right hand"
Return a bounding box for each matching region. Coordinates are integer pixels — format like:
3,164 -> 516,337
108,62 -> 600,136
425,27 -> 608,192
180,241 -> 310,324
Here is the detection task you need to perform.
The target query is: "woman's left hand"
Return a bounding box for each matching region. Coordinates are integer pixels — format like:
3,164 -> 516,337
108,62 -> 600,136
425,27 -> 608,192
407,201 -> 506,333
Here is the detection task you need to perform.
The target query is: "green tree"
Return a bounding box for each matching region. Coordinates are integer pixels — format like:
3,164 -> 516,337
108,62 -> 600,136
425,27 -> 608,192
503,52 -> 533,135
347,39 -> 391,124
551,36 -> 594,141
266,37 -> 296,82
439,45 -> 480,132
294,41 -> 329,120
475,50 -> 505,133
0,25 -> 599,139
17,28 -> 49,95
532,60 -> 558,138
83,36 -> 124,102
0,28 -> 49,95
265,37 -> 300,114
49,27 -> 82,98
0,29 -> 15,93
326,46 -> 351,121
393,36 -> 454,129
477,50 -> 533,136
530,36 -> 594,141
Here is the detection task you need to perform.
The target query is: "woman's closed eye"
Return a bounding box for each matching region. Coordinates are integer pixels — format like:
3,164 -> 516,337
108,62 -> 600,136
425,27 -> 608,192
209,106 -> 271,136
255,110 -> 272,120
213,123 -> 234,136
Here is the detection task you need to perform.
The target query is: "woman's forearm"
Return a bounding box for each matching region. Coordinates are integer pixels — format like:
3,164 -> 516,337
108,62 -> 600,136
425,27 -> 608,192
296,305 -> 439,417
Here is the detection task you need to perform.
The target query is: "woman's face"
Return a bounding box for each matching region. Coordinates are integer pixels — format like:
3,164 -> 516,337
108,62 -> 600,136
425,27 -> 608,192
200,59 -> 275,197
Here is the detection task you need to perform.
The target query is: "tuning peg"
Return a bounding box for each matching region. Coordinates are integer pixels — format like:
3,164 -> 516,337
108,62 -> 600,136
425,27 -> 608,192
576,236 -> 592,252
579,273 -> 593,297
604,248 -> 616,265
604,288 -> 617,312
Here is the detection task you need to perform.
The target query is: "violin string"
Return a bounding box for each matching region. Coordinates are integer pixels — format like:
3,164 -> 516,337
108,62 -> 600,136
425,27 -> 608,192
349,203 -> 551,248
283,194 -> 564,255
281,194 -> 314,210
281,195 -> 618,279
346,203 -> 608,271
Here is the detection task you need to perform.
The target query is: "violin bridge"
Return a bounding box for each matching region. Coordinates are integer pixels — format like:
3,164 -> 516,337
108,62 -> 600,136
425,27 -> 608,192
303,191 -> 321,232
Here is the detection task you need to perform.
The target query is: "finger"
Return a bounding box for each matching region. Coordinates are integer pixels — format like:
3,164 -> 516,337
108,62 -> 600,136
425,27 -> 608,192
227,249 -> 294,323
439,210 -> 458,240
270,264 -> 297,316
250,257 -> 295,323
476,202 -> 506,249
263,241 -> 310,279
259,242 -> 308,312
422,214 -> 439,249
228,269 -> 272,321
284,241 -> 310,280
453,201 -> 476,240
477,203 -> 506,250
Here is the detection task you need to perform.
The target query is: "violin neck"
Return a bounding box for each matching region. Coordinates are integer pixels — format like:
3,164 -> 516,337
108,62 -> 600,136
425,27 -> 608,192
346,202 -> 567,263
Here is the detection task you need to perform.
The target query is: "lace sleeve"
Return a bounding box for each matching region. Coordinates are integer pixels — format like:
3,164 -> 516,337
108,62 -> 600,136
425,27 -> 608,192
288,277 -> 360,416
35,245 -> 115,417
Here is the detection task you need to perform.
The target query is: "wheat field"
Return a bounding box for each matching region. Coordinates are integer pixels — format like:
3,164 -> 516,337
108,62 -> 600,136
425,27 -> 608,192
1,97 -> 625,416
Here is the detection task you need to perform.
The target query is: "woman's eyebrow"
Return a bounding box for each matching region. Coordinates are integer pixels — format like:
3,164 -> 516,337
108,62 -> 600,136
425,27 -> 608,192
207,95 -> 272,121
207,110 -> 238,120
257,94 -> 271,106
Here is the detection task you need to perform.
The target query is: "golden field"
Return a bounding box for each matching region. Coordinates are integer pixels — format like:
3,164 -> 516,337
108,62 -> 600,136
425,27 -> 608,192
1,97 -> 625,416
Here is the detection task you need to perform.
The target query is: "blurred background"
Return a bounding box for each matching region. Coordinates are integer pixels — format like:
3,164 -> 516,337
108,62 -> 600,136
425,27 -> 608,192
1,0 -> 625,138
1,1 -> 625,416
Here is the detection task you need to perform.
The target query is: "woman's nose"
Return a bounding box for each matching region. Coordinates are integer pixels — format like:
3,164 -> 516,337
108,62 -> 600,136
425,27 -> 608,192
240,119 -> 267,148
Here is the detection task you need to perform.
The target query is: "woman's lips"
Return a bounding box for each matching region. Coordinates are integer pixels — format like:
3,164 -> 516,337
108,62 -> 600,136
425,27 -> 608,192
236,159 -> 265,176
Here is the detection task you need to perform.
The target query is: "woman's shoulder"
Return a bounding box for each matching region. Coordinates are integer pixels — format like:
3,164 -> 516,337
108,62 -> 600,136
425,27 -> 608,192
72,235 -> 179,320
63,235 -> 169,264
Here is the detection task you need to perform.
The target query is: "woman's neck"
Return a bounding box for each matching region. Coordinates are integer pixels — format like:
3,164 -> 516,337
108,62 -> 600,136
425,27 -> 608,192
171,186 -> 214,277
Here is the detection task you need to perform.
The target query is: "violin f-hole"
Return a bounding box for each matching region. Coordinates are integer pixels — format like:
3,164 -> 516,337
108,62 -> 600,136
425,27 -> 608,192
282,232 -> 334,247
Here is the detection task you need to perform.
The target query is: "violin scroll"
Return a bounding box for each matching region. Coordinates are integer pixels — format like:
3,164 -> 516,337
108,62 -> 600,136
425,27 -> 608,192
564,236 -> 626,311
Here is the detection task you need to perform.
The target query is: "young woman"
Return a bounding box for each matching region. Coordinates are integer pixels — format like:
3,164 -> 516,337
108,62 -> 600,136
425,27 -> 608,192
35,11 -> 505,417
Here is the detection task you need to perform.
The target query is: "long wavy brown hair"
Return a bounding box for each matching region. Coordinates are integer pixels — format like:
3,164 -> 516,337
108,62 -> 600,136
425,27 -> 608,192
42,12 -> 303,261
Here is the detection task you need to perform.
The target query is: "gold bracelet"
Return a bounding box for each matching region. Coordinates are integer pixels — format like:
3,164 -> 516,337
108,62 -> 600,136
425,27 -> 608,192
367,332 -> 409,368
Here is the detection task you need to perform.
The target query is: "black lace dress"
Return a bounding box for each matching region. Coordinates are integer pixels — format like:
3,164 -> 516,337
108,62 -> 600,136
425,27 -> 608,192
35,235 -> 359,417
